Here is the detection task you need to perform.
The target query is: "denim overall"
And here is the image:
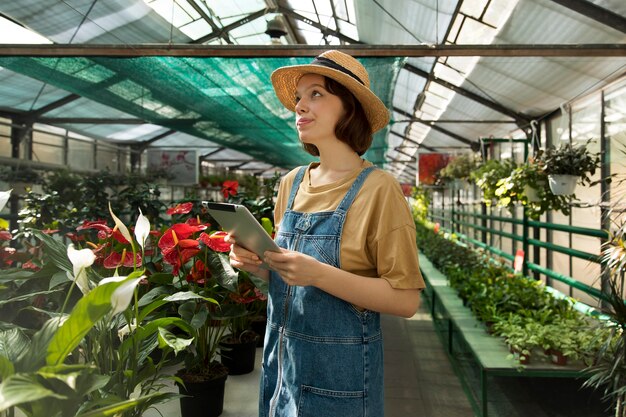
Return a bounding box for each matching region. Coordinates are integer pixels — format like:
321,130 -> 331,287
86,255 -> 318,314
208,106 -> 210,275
260,165 -> 383,417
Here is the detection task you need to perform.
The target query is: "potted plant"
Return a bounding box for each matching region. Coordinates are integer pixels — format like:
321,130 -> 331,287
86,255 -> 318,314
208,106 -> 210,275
498,159 -> 572,218
439,153 -> 478,189
583,218 -> 626,417
470,158 -> 517,206
152,202 -> 249,417
219,271 -> 267,375
0,166 -> 43,195
538,141 -> 601,195
0,208 -> 182,417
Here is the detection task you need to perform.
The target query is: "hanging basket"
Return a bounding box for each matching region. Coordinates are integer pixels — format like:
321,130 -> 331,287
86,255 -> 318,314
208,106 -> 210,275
523,185 -> 541,202
548,175 -> 578,195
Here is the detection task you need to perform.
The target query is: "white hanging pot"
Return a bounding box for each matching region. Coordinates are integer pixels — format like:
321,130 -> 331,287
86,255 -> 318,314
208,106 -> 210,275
548,175 -> 578,195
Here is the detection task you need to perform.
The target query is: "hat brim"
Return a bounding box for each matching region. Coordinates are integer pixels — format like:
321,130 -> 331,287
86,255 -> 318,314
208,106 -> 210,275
271,64 -> 390,134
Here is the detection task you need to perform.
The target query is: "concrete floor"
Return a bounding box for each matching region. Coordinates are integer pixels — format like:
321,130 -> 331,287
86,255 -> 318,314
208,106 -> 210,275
132,299 -> 614,417
144,302 -> 474,417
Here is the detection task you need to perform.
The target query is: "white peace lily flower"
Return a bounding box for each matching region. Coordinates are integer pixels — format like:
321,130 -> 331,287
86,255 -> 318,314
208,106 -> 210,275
0,190 -> 11,212
108,202 -> 133,245
67,244 -> 96,295
134,208 -> 150,251
99,275 -> 144,316
117,318 -> 138,340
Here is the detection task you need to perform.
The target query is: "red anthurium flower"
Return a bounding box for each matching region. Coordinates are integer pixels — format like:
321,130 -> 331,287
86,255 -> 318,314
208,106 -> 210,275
222,180 -> 239,199
163,239 -> 200,275
111,228 -> 130,244
158,223 -> 205,255
0,231 -> 11,241
433,222 -> 440,234
199,231 -> 230,253
22,260 -> 40,271
103,250 -> 142,269
0,247 -> 16,266
187,259 -> 211,285
185,216 -> 210,230
167,202 -> 193,215
254,287 -> 268,301
65,232 -> 85,242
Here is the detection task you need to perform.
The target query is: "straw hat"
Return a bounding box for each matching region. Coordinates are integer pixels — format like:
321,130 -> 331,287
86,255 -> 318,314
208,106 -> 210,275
271,50 -> 390,133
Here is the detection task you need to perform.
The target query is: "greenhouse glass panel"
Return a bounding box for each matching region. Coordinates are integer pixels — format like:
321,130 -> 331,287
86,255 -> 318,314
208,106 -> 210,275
68,139 -> 95,171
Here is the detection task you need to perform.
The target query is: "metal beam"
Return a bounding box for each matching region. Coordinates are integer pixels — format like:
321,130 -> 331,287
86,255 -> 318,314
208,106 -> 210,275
1,44 -> 623,57
185,0 -> 233,44
403,63 -> 531,126
393,118 -> 516,124
549,0 -> 626,34
38,117 -> 145,124
192,8 -> 270,44
30,94 -> 81,117
276,6 -> 361,44
394,107 -> 475,146
390,131 -> 437,152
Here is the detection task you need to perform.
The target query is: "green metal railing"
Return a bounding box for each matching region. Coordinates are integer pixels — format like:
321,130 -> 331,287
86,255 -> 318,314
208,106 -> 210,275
429,205 -> 608,303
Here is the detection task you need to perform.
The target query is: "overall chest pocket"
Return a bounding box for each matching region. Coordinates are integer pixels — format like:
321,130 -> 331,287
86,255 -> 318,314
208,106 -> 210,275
297,385 -> 365,417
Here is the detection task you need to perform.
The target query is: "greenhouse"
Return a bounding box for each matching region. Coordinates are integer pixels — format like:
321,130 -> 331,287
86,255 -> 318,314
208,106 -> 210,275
0,1 -> 625,417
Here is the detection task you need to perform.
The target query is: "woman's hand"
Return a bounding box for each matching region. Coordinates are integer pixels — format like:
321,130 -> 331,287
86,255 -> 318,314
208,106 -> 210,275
263,249 -> 322,287
225,234 -> 267,278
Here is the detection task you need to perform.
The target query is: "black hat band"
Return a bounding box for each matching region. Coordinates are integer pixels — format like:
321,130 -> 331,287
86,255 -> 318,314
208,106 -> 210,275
311,56 -> 365,86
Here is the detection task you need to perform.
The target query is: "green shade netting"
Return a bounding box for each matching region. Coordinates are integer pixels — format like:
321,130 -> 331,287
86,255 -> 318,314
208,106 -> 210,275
0,56 -> 405,169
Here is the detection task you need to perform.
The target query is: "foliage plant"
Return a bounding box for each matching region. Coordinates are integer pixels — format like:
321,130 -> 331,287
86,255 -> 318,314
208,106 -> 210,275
0,207 -> 180,417
439,153 -> 478,183
470,158 -> 517,206
539,141 -> 601,184
496,160 -> 573,218
410,185 -> 431,222
414,219 -> 603,366
583,219 -> 626,417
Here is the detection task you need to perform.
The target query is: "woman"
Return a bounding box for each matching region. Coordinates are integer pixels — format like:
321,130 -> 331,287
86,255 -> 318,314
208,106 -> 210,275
227,50 -> 425,417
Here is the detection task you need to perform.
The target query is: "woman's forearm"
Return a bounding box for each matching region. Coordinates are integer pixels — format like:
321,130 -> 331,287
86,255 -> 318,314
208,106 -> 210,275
312,262 -> 421,318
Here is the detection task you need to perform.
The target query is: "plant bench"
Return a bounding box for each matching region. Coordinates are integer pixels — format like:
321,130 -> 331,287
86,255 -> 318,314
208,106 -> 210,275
419,253 -> 588,417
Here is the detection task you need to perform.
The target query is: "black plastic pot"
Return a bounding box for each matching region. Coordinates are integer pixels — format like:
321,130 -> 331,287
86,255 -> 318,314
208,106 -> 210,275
220,335 -> 258,375
177,372 -> 228,417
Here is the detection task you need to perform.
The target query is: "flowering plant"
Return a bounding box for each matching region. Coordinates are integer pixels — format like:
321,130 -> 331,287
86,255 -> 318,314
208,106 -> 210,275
0,203 -> 181,417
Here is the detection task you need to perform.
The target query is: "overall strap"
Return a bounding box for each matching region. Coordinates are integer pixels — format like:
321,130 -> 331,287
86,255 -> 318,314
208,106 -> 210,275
335,166 -> 377,215
286,166 -> 308,210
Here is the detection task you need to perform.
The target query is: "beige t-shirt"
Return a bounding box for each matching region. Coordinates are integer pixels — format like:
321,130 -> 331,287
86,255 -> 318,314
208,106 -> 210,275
274,160 -> 425,290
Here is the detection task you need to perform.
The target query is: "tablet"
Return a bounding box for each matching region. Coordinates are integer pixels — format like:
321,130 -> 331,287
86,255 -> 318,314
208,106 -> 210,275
203,202 -> 280,266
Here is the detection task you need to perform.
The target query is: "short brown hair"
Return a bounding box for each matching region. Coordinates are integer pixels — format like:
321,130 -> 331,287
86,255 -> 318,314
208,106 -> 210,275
302,77 -> 373,157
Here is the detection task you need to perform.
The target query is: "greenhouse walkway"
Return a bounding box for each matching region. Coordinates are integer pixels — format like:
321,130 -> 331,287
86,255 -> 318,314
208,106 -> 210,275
141,299 -> 610,417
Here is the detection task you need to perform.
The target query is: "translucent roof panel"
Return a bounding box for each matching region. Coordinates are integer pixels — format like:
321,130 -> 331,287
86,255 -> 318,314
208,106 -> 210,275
0,0 -> 191,44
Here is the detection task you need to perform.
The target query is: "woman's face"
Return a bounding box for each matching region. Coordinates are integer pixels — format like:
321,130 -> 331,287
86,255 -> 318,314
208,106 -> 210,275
294,74 -> 345,147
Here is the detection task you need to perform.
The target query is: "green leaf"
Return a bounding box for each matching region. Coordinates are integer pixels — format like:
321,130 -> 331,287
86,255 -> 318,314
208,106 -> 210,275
207,251 -> 238,292
49,271 -> 70,290
164,291 -> 215,303
118,317 -> 193,357
18,317 -> 64,372
0,289 -> 61,306
0,373 -> 67,412
0,269 -> 34,282
0,355 -> 14,380
32,230 -> 72,273
46,283 -> 118,366
158,327 -> 193,354
76,392 -> 179,417
0,328 -> 30,363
